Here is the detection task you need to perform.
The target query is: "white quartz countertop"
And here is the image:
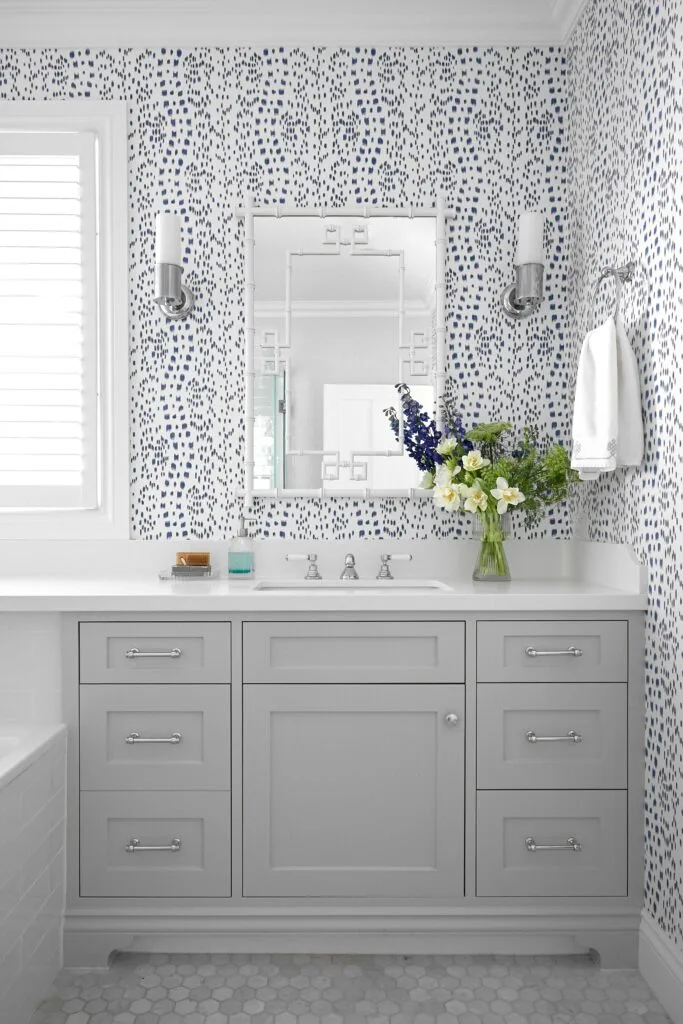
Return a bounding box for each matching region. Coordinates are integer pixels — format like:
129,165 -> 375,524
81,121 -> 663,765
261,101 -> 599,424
0,540 -> 648,612
0,574 -> 647,612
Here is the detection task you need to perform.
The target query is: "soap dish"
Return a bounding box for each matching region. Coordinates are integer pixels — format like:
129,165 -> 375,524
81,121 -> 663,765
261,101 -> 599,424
158,566 -> 222,581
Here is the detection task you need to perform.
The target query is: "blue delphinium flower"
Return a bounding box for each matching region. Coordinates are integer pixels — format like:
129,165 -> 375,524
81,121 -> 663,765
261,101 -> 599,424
441,398 -> 474,452
384,385 -> 474,474
384,384 -> 443,473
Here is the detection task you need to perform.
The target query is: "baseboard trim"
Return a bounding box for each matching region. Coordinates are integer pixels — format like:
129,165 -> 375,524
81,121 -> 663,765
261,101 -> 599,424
640,912 -> 683,1024
63,906 -> 642,969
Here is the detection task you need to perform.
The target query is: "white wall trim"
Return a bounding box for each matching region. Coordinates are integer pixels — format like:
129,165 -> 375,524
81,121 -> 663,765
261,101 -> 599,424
0,100 -> 129,540
640,912 -> 683,1024
0,0 -> 587,47
553,0 -> 590,41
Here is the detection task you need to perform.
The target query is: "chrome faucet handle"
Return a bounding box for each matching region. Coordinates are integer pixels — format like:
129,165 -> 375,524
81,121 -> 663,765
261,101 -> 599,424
376,553 -> 413,580
340,553 -> 359,581
286,553 -> 322,580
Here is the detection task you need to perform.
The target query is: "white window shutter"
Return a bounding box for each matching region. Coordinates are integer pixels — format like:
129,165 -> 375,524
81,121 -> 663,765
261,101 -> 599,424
0,130 -> 99,510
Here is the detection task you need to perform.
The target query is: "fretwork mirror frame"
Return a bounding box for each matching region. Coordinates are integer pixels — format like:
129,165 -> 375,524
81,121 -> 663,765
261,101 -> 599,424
239,198 -> 449,503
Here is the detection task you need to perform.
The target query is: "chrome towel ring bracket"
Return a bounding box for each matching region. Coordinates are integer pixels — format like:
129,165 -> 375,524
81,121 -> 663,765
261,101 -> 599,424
589,259 -> 636,331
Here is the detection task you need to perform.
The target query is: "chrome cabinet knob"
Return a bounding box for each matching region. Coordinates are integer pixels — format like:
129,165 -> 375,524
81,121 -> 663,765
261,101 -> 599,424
444,713 -> 460,726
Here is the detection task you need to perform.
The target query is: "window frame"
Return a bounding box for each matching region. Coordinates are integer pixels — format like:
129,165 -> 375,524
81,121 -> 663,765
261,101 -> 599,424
0,100 -> 128,539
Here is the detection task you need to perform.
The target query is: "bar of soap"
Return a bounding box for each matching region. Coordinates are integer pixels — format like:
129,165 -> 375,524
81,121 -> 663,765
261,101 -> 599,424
176,551 -> 211,567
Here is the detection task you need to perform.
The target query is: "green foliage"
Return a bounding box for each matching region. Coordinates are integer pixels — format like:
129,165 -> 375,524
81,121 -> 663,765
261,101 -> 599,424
434,418 -> 579,529
465,422 -> 513,446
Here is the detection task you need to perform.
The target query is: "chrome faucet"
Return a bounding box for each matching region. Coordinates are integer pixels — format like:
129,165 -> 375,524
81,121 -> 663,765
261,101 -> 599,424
340,553 -> 359,580
376,553 -> 413,580
285,553 -> 322,580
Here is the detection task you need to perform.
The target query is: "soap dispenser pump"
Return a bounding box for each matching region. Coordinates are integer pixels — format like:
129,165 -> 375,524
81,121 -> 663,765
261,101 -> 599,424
228,513 -> 257,577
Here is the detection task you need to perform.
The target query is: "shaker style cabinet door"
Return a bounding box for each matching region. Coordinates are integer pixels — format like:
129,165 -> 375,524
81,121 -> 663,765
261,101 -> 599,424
242,684 -> 465,898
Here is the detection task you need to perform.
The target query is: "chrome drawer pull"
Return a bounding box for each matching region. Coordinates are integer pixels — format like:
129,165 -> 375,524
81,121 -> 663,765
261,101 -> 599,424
125,837 -> 181,853
525,836 -> 582,853
125,731 -> 182,745
525,645 -> 583,658
444,713 -> 460,726
526,729 -> 583,744
125,647 -> 182,659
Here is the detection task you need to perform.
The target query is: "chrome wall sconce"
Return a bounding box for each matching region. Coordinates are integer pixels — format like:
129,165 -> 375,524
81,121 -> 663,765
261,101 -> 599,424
154,212 -> 195,320
501,211 -> 545,320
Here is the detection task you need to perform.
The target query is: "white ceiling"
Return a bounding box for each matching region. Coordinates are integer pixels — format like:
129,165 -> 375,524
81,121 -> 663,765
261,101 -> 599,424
0,0 -> 588,48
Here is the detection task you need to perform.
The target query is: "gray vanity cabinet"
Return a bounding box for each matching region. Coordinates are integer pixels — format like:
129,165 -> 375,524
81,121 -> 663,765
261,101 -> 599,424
242,683 -> 466,898
67,606 -> 643,969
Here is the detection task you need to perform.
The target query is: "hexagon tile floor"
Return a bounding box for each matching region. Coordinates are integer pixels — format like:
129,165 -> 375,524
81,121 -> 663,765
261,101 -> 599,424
28,952 -> 672,1024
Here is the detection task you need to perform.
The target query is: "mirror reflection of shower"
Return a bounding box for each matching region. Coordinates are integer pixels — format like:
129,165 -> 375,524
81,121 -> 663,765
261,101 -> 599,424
253,215 -> 437,493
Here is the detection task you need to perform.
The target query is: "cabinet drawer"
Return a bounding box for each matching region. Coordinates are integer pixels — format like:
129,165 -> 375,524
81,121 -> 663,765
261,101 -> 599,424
477,683 -> 627,789
477,620 -> 628,683
79,685 -> 231,790
243,621 -> 465,684
80,791 -> 231,897
476,790 -> 627,897
80,622 -> 231,685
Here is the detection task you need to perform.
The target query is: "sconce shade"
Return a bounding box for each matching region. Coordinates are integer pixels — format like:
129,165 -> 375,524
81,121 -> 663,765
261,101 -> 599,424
155,212 -> 182,265
514,211 -> 545,266
154,212 -> 195,320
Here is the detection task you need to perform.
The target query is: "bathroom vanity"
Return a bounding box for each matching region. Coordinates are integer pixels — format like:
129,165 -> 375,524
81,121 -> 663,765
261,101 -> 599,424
0,539 -> 642,969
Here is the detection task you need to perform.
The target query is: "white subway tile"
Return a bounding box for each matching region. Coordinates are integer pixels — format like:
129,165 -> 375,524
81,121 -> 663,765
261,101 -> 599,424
0,735 -> 65,1023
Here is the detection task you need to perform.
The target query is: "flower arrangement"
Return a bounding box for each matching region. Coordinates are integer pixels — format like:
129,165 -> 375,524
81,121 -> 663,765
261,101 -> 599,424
385,385 -> 578,580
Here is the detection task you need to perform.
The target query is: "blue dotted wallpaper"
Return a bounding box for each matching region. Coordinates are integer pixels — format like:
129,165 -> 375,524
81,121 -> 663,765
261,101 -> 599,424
568,0 -> 682,948
0,45 -> 569,541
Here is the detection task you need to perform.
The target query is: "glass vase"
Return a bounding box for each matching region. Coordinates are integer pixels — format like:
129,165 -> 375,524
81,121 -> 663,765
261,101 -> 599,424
472,511 -> 511,582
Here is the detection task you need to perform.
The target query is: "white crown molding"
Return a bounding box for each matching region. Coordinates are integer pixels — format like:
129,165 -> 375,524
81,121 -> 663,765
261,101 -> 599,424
0,0 -> 587,48
551,0 -> 590,41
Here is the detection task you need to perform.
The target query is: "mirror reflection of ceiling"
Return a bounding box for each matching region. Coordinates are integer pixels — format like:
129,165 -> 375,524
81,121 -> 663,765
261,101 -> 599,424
254,217 -> 435,309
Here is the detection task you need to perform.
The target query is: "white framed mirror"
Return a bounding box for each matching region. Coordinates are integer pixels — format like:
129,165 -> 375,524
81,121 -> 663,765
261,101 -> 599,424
241,199 -> 447,501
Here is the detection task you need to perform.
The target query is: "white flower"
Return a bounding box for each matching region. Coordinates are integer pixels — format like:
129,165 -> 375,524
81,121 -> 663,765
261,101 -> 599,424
436,437 -> 457,456
434,482 -> 463,511
462,449 -> 490,472
434,463 -> 457,488
490,477 -> 525,514
463,481 -> 489,513
420,470 -> 435,489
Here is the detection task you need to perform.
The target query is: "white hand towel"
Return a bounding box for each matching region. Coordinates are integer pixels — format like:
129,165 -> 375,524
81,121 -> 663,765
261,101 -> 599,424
571,316 -> 619,480
615,312 -> 644,467
571,313 -> 644,481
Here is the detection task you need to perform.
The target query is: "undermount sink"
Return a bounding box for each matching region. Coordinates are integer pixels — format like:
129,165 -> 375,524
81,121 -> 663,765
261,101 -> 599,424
253,579 -> 451,594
